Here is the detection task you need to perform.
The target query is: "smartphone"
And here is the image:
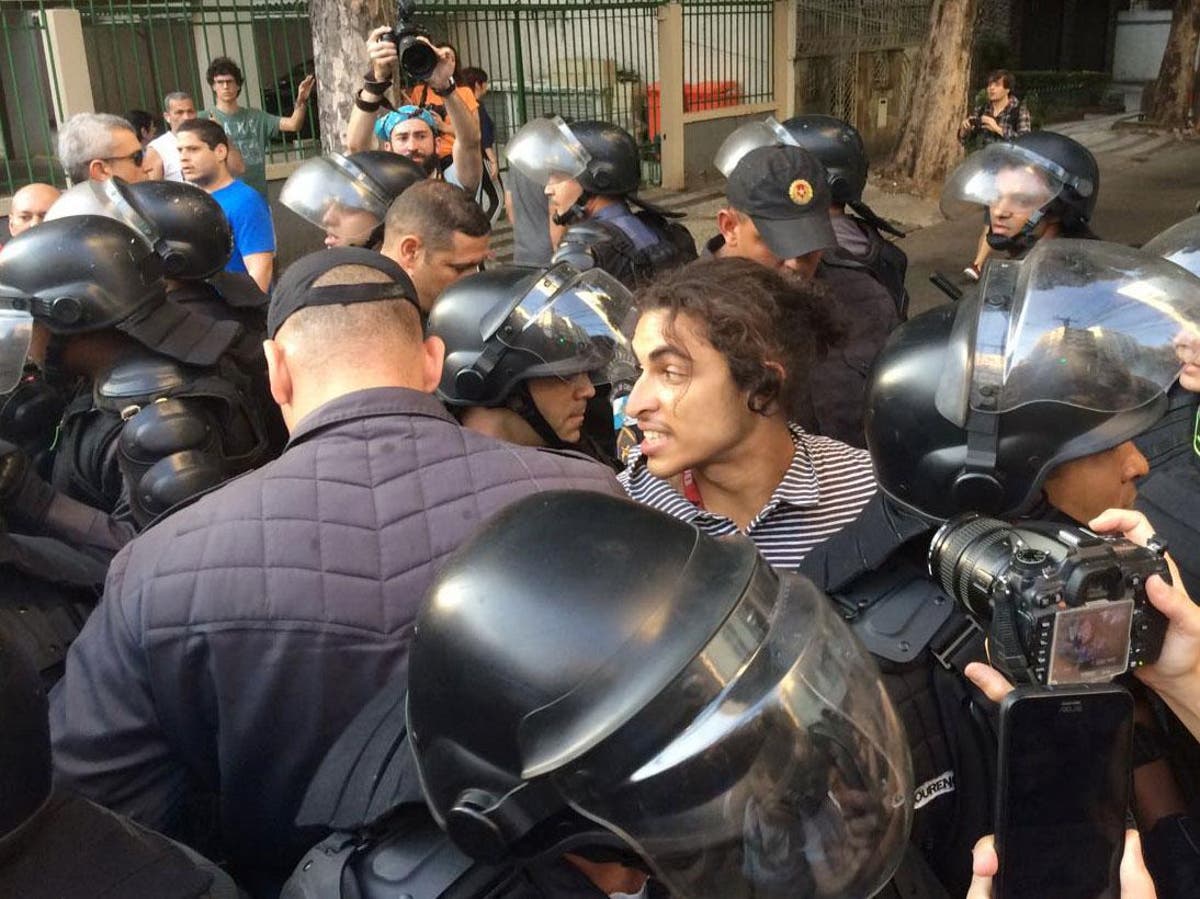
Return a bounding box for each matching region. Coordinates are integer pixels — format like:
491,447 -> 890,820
993,683 -> 1134,899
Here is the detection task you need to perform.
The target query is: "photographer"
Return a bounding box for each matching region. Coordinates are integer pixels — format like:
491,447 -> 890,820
346,22 -> 482,198
956,69 -> 1033,281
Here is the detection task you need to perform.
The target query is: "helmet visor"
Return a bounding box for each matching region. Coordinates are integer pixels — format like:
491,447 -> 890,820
505,117 -> 591,188
496,264 -> 637,387
45,179 -> 159,246
714,117 -> 799,178
553,566 -> 912,899
280,155 -> 390,242
0,304 -> 34,394
1143,213 -> 1200,281
940,143 -> 1072,221
936,239 -> 1200,426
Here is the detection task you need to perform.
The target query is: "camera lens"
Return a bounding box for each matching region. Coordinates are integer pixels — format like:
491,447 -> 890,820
399,36 -> 438,82
928,514 -> 1015,620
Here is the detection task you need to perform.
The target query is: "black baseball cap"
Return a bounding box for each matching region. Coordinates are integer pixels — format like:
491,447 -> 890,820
726,145 -> 837,260
268,247 -> 420,338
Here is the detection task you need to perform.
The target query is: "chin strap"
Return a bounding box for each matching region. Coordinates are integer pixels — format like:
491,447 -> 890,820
985,207 -> 1045,254
506,382 -> 570,450
552,191 -> 593,227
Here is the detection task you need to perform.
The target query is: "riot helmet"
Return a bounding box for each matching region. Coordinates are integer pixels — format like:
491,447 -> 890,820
865,239 -> 1200,521
508,116 -> 640,197
942,131 -> 1099,253
0,628 -> 52,837
1143,213 -> 1200,280
713,116 -> 799,178
46,177 -> 232,280
408,490 -> 913,898
0,216 -> 238,367
780,115 -> 868,206
280,151 -> 426,247
430,262 -> 636,446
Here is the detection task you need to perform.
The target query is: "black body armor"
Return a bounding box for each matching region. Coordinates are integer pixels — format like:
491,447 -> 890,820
552,213 -> 697,290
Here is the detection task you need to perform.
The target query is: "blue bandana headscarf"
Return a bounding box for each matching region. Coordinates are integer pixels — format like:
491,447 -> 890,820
374,106 -> 439,143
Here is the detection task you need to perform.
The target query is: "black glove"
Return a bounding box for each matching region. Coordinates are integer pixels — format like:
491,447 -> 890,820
0,438 -> 31,506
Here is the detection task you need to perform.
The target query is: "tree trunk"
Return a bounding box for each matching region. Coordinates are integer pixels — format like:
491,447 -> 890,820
308,0 -> 393,153
1146,0 -> 1200,130
884,0 -> 980,194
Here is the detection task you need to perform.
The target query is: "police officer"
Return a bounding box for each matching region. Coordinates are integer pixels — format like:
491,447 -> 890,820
428,262 -> 636,469
0,629 -> 239,898
941,130 -> 1100,257
0,215 -> 272,556
714,115 -> 909,318
284,491 -> 913,898
1135,214 -> 1200,598
795,238 -> 1200,897
46,176 -> 268,334
506,116 -> 697,288
280,150 -> 426,250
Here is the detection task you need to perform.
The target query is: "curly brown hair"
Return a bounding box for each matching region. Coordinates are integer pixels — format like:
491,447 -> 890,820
635,257 -> 845,416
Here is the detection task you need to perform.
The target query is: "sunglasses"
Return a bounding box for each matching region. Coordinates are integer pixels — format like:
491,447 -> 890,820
105,149 -> 146,168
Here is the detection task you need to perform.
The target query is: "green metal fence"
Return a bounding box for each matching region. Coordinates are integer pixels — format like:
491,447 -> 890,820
3,0 -> 783,196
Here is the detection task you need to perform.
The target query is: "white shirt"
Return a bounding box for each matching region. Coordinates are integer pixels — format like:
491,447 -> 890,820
148,130 -> 183,182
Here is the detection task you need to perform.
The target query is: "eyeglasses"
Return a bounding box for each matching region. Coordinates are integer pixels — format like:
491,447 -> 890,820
105,149 -> 146,168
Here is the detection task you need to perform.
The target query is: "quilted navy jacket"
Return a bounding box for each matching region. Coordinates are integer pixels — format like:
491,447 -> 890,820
48,387 -> 625,893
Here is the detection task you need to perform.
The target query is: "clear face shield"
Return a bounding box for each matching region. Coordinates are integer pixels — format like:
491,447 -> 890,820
493,264 -> 638,389
505,116 -> 592,188
0,300 -> 34,394
935,239 -> 1200,427
45,179 -> 158,246
1143,213 -> 1200,281
279,155 -> 392,244
939,143 -> 1092,224
713,117 -> 800,178
539,563 -> 912,899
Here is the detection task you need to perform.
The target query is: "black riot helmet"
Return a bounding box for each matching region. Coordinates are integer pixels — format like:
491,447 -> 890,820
45,177 -> 232,280
865,239 -> 1200,522
0,216 -> 239,367
780,114 -> 868,205
942,131 -> 1099,254
407,490 -> 913,898
506,116 -> 640,197
570,120 -> 641,196
431,261 -> 635,401
1143,213 -> 1200,279
280,151 -> 426,248
0,627 -> 52,838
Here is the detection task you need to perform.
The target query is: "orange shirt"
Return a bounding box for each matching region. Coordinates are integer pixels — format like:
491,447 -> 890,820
403,85 -> 479,159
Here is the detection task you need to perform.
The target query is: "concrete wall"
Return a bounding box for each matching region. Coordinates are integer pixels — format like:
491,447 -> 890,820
1113,9 -> 1172,84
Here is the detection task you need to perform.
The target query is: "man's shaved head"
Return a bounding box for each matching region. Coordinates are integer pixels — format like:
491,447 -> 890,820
8,183 -> 61,237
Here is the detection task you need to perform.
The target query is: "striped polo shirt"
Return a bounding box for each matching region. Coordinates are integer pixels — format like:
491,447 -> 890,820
619,423 -> 878,570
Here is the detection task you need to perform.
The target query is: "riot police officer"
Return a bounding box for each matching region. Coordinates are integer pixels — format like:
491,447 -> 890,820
714,114 -> 909,317
941,130 -> 1100,257
428,262 -> 636,469
1135,214 -> 1200,598
0,215 -> 272,556
796,237 -> 1200,897
506,117 -> 697,288
284,491 -> 913,898
280,150 -> 426,250
46,176 -> 269,334
0,628 -> 239,898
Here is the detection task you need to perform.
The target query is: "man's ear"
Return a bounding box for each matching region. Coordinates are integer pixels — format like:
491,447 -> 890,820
716,207 -> 740,245
263,338 -> 293,410
215,143 -> 229,164
420,335 -> 445,393
393,233 -> 424,270
87,158 -> 109,181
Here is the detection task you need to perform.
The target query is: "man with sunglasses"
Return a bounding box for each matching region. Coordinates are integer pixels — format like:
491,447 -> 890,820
56,113 -> 148,185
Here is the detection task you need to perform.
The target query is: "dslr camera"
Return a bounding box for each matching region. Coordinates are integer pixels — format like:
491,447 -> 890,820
388,0 -> 439,83
929,514 -> 1169,686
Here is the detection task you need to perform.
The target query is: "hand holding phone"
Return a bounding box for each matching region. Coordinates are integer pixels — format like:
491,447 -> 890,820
993,684 -> 1134,899
968,830 -> 1158,899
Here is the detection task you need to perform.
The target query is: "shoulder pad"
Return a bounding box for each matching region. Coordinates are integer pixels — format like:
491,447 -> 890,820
552,221 -> 619,272
841,560 -> 954,664
96,355 -> 194,410
207,271 -> 269,310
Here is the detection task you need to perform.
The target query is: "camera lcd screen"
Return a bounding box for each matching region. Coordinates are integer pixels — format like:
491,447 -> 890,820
1047,600 -> 1133,685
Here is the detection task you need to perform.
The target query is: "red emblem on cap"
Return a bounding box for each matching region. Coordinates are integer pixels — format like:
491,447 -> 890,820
788,179 -> 814,206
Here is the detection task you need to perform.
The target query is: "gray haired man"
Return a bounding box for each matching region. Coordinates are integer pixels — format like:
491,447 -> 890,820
56,112 -> 147,185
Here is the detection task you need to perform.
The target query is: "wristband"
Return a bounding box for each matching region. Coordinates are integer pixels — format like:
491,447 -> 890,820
363,73 -> 393,94
430,76 -> 456,98
355,90 -> 382,113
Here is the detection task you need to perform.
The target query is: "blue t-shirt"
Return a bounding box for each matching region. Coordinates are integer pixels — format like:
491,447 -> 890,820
212,179 -> 275,277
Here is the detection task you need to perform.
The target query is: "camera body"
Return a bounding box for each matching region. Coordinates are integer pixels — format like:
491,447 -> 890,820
388,0 -> 438,83
930,514 -> 1169,685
